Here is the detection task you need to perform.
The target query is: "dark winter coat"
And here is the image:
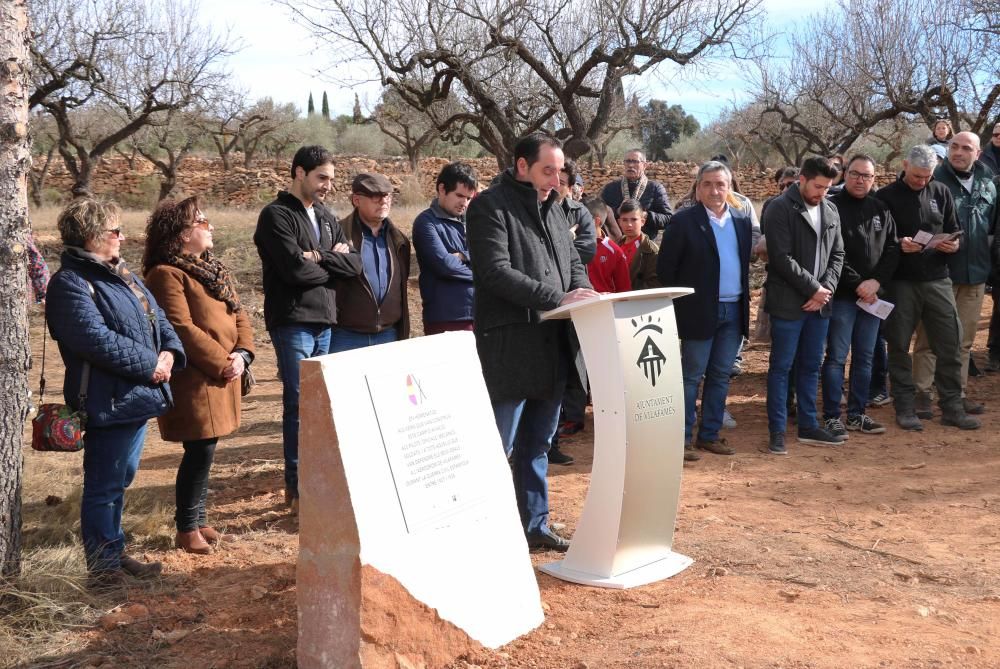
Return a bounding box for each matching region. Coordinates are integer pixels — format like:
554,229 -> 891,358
412,201 -> 474,325
46,250 -> 186,428
600,178 -> 674,239
467,169 -> 592,402
253,191 -> 363,330
762,183 -> 845,320
876,176 -> 957,282
657,205 -> 754,340
828,190 -> 900,300
562,198 -> 597,265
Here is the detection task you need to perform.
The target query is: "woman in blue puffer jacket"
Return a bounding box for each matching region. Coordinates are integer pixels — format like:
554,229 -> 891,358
45,198 -> 186,590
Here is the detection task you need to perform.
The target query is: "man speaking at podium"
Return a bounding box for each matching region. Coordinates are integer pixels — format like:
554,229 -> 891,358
467,133 -> 599,552
657,160 -> 753,461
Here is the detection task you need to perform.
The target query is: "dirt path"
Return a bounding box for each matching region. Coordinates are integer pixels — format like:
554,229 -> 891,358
18,295 -> 1000,669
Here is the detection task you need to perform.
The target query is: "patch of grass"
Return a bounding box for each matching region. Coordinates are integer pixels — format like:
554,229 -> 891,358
0,545 -> 102,665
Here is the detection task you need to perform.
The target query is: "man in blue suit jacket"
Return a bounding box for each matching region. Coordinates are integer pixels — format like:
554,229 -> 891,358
657,161 -> 753,461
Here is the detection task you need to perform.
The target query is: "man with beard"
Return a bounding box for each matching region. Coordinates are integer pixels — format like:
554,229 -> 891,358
254,145 -> 362,511
762,156 -> 845,455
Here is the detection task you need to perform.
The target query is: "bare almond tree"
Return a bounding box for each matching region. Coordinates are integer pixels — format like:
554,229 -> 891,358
0,0 -> 32,578
750,0 -> 999,156
282,0 -> 764,168
373,89 -> 439,172
29,0 -> 233,196
132,108 -> 200,201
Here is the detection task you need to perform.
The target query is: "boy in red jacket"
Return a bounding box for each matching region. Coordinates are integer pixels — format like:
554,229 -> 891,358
582,197 -> 631,293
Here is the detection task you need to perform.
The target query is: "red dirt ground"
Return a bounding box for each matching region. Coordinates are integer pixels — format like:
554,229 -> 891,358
19,286 -> 1000,669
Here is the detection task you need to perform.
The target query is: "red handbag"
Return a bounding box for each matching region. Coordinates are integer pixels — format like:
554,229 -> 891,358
31,281 -> 92,452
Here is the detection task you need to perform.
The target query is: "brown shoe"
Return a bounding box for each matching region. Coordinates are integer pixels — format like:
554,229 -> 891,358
198,526 -> 227,544
684,444 -> 702,461
175,530 -> 213,555
695,437 -> 736,455
963,398 -> 985,415
120,554 -> 162,579
88,569 -> 127,593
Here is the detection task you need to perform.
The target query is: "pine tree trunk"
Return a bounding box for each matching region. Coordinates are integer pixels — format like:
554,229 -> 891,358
0,0 -> 32,578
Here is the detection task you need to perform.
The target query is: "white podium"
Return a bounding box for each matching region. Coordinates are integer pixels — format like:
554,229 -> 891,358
538,288 -> 694,589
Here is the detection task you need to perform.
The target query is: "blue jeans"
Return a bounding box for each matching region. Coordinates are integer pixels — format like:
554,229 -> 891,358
270,324 -> 332,497
680,301 -> 743,443
491,357 -> 567,535
329,327 -> 397,353
869,328 -> 888,397
81,421 -> 147,574
767,312 -> 830,434
821,299 -> 881,418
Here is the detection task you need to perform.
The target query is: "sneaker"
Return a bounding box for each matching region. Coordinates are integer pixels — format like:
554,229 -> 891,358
722,410 -> 737,429
684,444 -> 702,461
823,417 -> 849,441
729,361 -> 743,377
895,412 -> 923,431
846,414 -> 886,434
915,392 -> 933,420
557,421 -> 584,437
763,432 -> 787,455
868,391 -> 892,407
940,412 -> 981,430
547,445 -> 575,466
119,555 -> 162,579
695,437 -> 736,455
526,528 -> 570,552
797,426 -> 842,446
962,398 -> 985,415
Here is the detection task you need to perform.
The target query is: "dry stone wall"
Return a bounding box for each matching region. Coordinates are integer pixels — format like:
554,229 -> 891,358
37,154 -> 897,209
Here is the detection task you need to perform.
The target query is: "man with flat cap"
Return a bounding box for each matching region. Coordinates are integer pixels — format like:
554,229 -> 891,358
331,172 -> 411,352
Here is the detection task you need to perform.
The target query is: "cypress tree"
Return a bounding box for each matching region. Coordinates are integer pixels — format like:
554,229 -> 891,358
307,92 -> 315,116
353,93 -> 363,124
321,91 -> 330,120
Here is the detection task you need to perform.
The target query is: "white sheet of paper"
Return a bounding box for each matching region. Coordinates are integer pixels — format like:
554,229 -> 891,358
912,230 -> 933,245
857,298 -> 894,320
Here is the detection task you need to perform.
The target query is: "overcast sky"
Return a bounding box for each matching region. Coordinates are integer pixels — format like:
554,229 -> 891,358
201,0 -> 812,126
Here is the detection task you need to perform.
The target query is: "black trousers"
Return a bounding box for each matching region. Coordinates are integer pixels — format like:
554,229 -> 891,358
175,437 -> 218,532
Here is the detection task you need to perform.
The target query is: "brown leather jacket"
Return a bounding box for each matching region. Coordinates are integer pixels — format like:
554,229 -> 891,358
334,210 -> 411,339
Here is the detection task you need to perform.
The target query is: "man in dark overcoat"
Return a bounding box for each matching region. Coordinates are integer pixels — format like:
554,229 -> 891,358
466,133 -> 598,551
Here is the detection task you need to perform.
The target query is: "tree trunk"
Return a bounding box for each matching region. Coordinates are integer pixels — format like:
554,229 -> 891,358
28,144 -> 55,208
0,0 -> 32,579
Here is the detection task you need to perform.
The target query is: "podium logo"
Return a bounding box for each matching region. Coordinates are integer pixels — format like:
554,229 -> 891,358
406,374 -> 428,406
632,316 -> 666,387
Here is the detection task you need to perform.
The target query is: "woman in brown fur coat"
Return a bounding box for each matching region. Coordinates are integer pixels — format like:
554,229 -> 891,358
144,197 -> 255,555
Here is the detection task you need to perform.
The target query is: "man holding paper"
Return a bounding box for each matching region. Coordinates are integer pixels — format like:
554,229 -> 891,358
910,131 -> 998,416
876,144 -> 979,431
820,154 -> 899,438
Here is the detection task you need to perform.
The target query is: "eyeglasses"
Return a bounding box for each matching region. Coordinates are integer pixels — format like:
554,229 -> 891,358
847,170 -> 875,182
993,133 -> 1000,138
192,218 -> 211,229
779,182 -> 793,190
104,227 -> 123,238
623,159 -> 644,165
363,192 -> 392,201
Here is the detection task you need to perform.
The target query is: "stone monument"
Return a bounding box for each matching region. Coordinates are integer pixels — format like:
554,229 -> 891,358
297,331 -> 544,668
